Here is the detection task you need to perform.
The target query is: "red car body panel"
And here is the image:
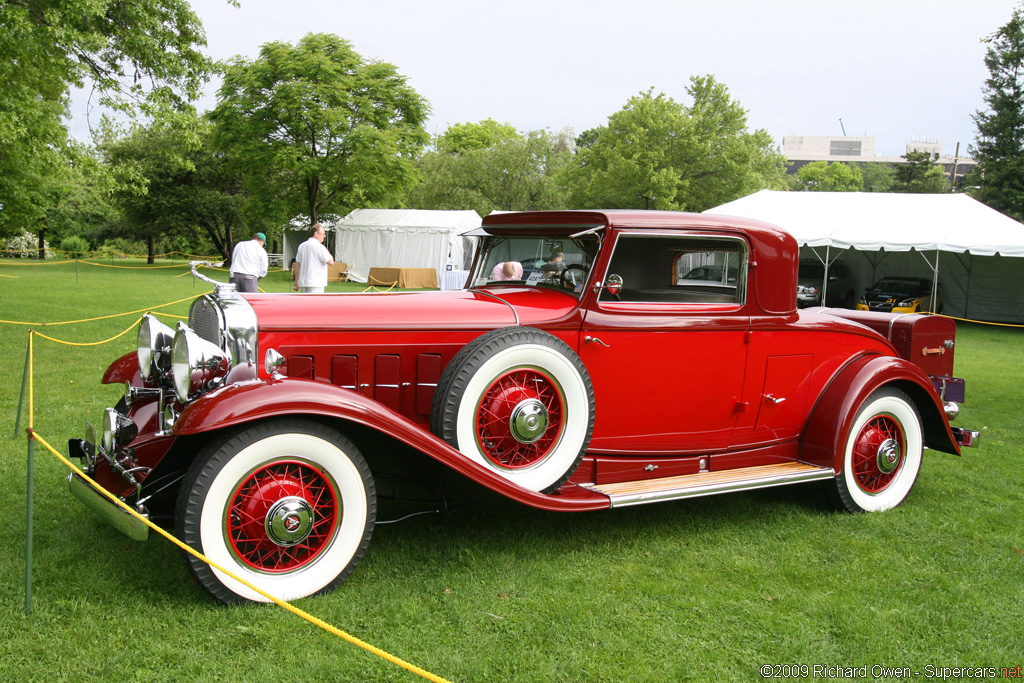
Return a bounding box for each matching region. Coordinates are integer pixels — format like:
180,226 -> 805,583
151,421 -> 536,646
87,209 -> 966,515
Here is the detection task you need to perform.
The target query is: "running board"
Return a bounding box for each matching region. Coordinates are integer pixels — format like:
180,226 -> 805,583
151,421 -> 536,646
580,462 -> 836,508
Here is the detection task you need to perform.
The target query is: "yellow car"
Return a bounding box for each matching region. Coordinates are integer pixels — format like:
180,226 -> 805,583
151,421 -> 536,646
856,276 -> 942,314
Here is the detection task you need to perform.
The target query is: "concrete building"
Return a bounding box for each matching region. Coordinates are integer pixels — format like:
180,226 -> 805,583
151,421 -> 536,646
782,135 -> 976,188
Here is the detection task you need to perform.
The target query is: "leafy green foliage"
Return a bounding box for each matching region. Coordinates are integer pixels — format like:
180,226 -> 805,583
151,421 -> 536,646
439,119 -> 520,154
891,151 -> 948,193
568,77 -> 789,211
857,162 -> 896,192
407,127 -> 574,214
98,117 -> 252,262
971,7 -> 1024,219
210,33 -> 430,226
58,234 -> 91,258
795,161 -> 865,191
0,0 -> 214,235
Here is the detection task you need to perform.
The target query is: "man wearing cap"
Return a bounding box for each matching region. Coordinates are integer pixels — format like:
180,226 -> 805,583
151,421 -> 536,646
229,232 -> 269,293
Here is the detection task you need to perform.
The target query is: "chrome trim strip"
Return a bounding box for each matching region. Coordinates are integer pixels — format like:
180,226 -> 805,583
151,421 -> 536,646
471,290 -> 520,326
68,472 -> 150,542
581,462 -> 835,508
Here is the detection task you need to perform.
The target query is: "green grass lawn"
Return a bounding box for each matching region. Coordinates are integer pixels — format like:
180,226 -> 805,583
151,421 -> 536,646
1,259 -> 1021,682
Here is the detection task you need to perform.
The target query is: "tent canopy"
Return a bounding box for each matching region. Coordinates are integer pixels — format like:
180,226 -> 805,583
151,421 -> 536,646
707,190 -> 1024,256
328,209 -> 481,284
705,190 -> 1024,323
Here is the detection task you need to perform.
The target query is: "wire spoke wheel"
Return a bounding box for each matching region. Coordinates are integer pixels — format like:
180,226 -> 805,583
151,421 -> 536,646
228,460 -> 339,573
850,414 -> 904,494
475,368 -> 565,469
177,420 -> 375,604
432,327 -> 595,493
834,388 -> 923,513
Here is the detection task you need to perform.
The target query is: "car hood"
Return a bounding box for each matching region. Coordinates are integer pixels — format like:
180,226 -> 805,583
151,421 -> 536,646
862,288 -> 926,301
243,287 -> 580,332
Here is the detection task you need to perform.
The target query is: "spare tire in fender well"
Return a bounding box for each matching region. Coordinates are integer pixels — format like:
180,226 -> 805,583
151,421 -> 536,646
430,326 -> 596,493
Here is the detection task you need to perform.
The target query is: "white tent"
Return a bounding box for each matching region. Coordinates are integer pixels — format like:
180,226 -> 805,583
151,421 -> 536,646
706,190 -> 1024,323
328,209 -> 481,284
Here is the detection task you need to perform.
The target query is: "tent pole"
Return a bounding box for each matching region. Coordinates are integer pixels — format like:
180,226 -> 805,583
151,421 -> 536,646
916,249 -> 940,313
821,244 -> 830,306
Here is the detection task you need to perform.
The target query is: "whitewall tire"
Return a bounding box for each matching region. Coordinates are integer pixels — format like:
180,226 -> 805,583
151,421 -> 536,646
834,388 -> 923,513
176,420 -> 375,604
431,327 -> 595,493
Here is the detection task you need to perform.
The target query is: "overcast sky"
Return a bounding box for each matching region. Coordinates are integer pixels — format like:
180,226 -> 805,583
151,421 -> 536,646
81,0 -> 1021,158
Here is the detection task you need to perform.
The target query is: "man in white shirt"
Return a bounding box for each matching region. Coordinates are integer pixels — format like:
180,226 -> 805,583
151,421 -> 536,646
293,223 -> 334,293
229,232 -> 268,293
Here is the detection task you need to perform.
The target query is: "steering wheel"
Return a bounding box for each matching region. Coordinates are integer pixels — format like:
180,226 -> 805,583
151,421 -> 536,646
560,264 -> 590,290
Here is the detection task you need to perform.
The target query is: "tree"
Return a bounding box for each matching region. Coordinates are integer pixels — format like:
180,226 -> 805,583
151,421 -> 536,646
0,0 -> 214,236
857,162 -> 895,192
891,151 -> 947,193
440,119 -> 519,154
971,6 -> 1024,219
99,117 -> 255,263
210,33 -> 430,227
566,77 -> 788,211
407,127 -> 574,215
795,161 -> 864,191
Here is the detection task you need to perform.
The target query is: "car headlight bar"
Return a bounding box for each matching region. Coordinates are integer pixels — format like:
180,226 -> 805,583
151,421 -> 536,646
137,313 -> 176,382
171,322 -> 231,403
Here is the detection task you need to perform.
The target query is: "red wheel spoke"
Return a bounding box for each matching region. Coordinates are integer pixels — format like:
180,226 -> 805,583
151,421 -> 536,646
476,369 -> 565,469
852,415 -> 904,493
227,460 -> 339,573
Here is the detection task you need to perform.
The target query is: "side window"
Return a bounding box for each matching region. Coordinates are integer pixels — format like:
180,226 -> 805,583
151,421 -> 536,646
600,235 -> 747,304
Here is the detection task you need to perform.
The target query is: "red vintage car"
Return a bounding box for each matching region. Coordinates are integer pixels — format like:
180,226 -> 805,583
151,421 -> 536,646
68,210 -> 978,604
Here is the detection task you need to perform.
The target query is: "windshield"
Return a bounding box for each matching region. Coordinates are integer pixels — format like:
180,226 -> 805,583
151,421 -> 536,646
469,234 -> 600,297
872,279 -> 928,296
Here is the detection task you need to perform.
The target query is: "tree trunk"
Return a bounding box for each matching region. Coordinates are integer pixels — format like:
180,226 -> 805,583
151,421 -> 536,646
37,229 -> 46,260
147,235 -> 155,265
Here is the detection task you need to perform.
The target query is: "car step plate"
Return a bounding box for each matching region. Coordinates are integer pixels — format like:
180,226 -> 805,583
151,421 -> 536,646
581,461 -> 835,507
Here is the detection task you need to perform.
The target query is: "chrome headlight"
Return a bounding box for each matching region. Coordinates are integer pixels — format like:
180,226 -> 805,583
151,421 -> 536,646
171,322 -> 230,402
100,407 -> 138,452
137,314 -> 175,382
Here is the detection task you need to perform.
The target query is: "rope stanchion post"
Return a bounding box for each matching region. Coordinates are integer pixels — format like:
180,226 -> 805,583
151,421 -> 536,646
15,336 -> 31,437
24,332 -> 34,615
25,429 -> 34,615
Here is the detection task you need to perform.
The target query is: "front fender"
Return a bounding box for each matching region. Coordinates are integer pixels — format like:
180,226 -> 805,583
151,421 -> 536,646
173,378 -> 610,512
801,353 -> 960,471
102,351 -> 142,385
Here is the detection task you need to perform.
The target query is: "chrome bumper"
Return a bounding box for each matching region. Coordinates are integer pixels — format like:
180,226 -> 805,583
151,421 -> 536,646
951,427 -> 981,448
68,472 -> 150,542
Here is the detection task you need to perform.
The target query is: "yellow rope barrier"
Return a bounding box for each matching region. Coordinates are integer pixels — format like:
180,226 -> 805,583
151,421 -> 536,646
0,258 -> 79,265
0,292 -> 209,326
31,318 -> 142,346
81,261 -> 190,270
30,432 -> 452,683
932,312 -> 1024,328
19,327 -> 452,683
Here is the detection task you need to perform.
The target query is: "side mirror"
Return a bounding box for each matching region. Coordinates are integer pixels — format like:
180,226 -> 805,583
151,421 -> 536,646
594,273 -> 623,296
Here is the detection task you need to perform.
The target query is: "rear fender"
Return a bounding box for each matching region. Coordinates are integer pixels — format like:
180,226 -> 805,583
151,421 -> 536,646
173,378 -> 610,512
801,354 -> 960,472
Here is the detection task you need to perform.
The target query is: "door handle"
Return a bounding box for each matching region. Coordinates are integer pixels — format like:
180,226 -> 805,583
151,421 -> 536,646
584,336 -> 610,347
765,394 -> 786,404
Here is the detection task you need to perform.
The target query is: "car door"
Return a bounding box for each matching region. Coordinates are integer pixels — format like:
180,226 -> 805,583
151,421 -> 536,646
578,232 -> 751,454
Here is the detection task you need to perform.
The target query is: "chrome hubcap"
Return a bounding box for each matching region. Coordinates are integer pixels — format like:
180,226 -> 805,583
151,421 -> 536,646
509,398 -> 549,444
265,496 -> 314,546
876,437 -> 902,474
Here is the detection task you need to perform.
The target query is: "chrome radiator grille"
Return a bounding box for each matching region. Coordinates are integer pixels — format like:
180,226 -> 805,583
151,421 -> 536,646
189,299 -> 223,347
